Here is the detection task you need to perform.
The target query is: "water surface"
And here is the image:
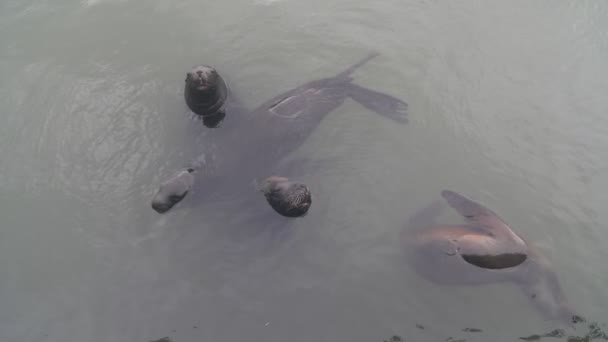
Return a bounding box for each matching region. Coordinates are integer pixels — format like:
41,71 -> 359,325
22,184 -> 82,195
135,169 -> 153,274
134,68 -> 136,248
1,1 -> 608,341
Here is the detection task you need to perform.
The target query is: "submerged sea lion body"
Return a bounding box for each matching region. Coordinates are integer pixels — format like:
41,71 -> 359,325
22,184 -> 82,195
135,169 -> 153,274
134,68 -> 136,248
213,52 -> 407,186
403,190 -> 579,324
154,52 -> 408,212
239,52 -> 407,169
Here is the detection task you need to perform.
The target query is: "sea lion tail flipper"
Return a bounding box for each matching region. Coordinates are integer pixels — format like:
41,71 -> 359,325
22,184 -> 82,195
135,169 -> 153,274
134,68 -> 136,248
441,190 -> 500,222
334,51 -> 380,80
347,83 -> 408,123
441,190 -> 527,246
518,253 -> 581,325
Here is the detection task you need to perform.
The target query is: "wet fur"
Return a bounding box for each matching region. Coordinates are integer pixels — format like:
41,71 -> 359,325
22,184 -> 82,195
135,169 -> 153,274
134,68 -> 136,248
184,65 -> 228,118
262,177 -> 311,217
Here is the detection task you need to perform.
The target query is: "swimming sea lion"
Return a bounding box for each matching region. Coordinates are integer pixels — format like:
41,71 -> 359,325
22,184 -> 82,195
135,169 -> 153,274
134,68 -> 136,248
184,65 -> 228,128
150,168 -> 195,213
403,190 -> 580,325
260,176 -> 312,217
230,51 -> 408,174
155,51 -> 408,213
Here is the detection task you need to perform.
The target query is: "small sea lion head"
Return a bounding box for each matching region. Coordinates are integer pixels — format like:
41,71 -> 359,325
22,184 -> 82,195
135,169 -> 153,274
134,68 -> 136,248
186,65 -> 220,92
261,176 -> 311,218
151,190 -> 186,214
150,169 -> 194,214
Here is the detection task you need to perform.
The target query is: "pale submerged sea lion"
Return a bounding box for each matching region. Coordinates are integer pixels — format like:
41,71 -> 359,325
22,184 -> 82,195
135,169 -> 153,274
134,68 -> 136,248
403,190 -> 582,325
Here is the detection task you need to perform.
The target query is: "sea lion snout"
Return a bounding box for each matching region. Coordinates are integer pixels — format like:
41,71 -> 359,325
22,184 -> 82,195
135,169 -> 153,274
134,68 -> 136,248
186,66 -> 219,91
184,65 -> 228,120
150,169 -> 195,214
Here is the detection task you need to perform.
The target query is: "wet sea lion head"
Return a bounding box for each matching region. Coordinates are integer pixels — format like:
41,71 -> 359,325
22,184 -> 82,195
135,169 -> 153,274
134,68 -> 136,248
261,176 -> 312,218
184,65 -> 228,126
151,168 -> 195,214
151,191 -> 185,214
186,65 -> 220,93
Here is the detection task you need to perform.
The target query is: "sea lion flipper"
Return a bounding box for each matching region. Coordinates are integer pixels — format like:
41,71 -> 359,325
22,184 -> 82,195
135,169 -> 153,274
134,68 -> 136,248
347,83 -> 408,123
457,232 -> 527,269
440,190 -> 527,243
441,190 -> 505,225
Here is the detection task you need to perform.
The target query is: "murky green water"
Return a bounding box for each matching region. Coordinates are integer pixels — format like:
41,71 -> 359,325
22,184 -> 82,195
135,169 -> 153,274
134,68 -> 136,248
1,1 -> 607,341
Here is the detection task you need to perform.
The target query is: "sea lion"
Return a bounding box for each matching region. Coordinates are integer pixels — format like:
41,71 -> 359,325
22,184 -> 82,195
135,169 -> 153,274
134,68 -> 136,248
403,190 -> 580,325
260,176 -> 312,217
154,51 -> 408,213
231,51 -> 408,172
184,65 -> 228,128
150,168 -> 195,213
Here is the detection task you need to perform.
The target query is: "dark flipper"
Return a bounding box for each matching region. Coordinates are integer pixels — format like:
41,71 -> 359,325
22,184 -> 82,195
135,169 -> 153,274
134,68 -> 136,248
347,83 -> 408,123
441,190 -> 503,225
441,190 -> 525,244
461,253 -> 527,270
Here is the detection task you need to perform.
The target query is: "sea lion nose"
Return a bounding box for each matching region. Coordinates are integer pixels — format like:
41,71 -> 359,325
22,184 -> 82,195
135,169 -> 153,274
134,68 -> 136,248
151,201 -> 170,214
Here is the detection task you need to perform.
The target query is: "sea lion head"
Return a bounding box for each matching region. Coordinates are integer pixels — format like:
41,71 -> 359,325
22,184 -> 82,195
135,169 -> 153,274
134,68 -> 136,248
261,176 -> 311,218
151,191 -> 184,214
184,65 -> 228,125
151,168 -> 195,214
186,65 -> 220,93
